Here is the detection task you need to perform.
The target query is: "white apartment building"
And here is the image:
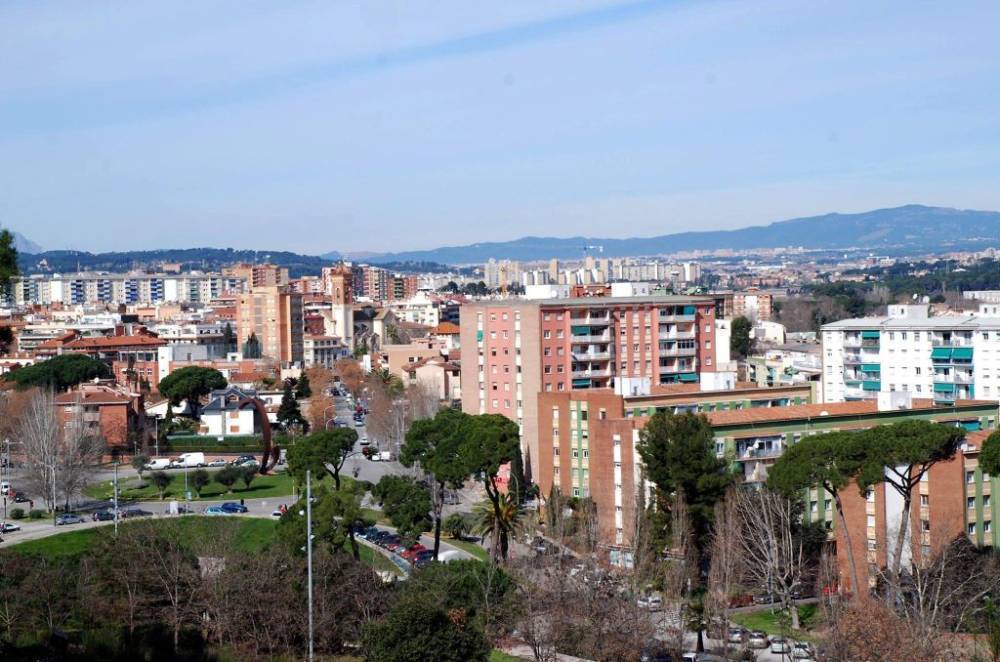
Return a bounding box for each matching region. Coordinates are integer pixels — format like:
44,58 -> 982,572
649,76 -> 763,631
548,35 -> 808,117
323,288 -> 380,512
11,272 -> 246,306
822,304 -> 1000,404
386,292 -> 442,327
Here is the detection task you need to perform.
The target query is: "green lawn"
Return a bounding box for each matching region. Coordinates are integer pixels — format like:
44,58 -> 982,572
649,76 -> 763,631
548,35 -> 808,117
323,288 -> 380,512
85,469 -> 297,502
730,603 -> 820,640
490,651 -> 524,662
445,536 -> 489,562
8,517 -> 278,557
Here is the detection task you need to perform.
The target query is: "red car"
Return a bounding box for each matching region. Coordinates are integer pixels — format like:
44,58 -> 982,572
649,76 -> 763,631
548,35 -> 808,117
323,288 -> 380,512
401,544 -> 427,561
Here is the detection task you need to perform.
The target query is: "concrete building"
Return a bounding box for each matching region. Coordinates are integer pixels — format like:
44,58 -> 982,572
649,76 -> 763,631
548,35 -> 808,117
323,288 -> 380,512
223,263 -> 288,290
460,295 -> 719,481
12,272 -> 246,306
199,386 -> 263,437
822,304 -> 1000,404
235,286 -> 303,365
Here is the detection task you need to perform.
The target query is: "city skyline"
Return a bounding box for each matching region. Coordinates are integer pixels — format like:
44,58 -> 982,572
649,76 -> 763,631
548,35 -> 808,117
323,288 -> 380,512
3,1 -> 1000,253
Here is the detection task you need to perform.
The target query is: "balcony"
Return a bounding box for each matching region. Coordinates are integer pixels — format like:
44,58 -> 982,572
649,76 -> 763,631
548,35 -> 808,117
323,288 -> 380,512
660,345 -> 697,357
570,334 -> 611,344
572,368 -> 611,379
658,330 -> 696,341
931,336 -> 974,347
572,351 -> 611,361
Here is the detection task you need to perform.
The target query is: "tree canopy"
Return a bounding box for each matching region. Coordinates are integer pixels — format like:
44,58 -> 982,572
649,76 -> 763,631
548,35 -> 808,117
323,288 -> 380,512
636,410 -> 732,553
0,229 -> 18,302
730,315 -> 754,358
373,475 -> 432,541
286,427 -> 358,490
157,366 -> 226,417
3,353 -> 111,391
362,596 -> 490,662
767,431 -> 865,498
978,430 -> 1000,477
276,380 -> 306,431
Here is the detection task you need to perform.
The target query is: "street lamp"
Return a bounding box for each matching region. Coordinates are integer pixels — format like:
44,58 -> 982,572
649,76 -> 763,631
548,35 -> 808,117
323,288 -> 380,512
306,469 -> 314,662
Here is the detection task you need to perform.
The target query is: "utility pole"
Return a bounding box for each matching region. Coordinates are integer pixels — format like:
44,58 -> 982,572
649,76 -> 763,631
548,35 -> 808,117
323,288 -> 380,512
51,464 -> 57,526
113,461 -> 119,535
306,469 -> 314,662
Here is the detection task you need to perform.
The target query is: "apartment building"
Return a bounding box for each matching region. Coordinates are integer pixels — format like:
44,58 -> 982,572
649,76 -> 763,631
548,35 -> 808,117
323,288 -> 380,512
823,304 -> 1000,404
459,295 -> 718,481
833,428 -> 1000,594
11,272 -> 246,306
538,386 -> 995,566
54,382 -> 146,451
223,263 -> 288,289
235,286 -> 304,364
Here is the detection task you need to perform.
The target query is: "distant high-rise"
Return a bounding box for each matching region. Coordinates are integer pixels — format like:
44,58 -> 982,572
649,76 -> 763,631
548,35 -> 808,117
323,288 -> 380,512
236,286 -> 303,364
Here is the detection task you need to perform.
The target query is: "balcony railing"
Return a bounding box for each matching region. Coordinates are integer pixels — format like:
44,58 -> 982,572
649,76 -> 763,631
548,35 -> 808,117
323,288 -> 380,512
660,345 -> 697,357
572,369 -> 611,379
570,334 -> 611,344
572,352 -> 611,361
658,330 -> 696,341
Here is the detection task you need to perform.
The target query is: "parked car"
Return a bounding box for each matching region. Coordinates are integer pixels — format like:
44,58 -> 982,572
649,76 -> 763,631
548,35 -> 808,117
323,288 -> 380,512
93,510 -> 117,522
401,543 -> 427,561
0,481 -> 9,495
379,534 -> 401,549
220,502 -> 248,514
207,458 -> 228,467
378,451 -> 393,462
413,551 -> 435,568
791,585 -> 816,599
747,631 -> 769,649
204,505 -> 230,516
640,640 -> 673,662
728,593 -> 753,608
753,592 -> 779,605
232,456 -> 257,468
124,508 -> 153,518
0,522 -> 20,533
637,594 -> 663,611
369,530 -> 391,544
769,636 -> 792,654
13,492 -> 29,503
359,436 -> 371,446
727,627 -> 748,644
354,419 -> 365,427
792,642 -> 815,660
56,513 -> 84,525
144,457 -> 172,470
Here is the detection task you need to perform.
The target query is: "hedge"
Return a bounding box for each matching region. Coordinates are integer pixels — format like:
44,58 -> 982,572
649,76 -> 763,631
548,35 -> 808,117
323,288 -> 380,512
163,435 -> 263,453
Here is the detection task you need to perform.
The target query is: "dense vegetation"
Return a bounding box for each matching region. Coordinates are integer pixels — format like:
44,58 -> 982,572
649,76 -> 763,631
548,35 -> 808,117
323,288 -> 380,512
2,353 -> 111,391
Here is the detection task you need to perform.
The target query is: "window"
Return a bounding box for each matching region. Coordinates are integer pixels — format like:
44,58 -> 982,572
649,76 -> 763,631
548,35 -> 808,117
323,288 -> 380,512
866,490 -> 875,503
969,522 -> 977,535
901,332 -> 907,340
867,515 -> 876,527
867,539 -> 877,551
915,367 -> 921,375
544,365 -> 552,374
810,500 -> 818,513
968,496 -> 977,509
986,495 -> 992,507
988,521 -> 994,533
967,471 -> 976,484
543,330 -> 551,339
920,495 -> 929,506
921,519 -> 930,532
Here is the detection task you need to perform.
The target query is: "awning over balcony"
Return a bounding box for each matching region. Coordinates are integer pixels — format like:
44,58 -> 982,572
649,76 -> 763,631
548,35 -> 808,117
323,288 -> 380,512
860,363 -> 880,372
679,372 -> 699,382
934,382 -> 956,393
861,330 -> 881,339
953,347 -> 974,360
862,380 -> 881,391
931,347 -> 952,360
571,325 -> 590,335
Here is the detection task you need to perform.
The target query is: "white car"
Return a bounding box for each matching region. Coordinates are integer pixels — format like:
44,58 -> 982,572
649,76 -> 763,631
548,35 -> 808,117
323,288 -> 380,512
792,643 -> 815,660
1,522 -> 20,533
144,457 -> 171,470
637,594 -> 663,611
0,481 -> 9,495
770,636 -> 792,654
359,437 -> 370,446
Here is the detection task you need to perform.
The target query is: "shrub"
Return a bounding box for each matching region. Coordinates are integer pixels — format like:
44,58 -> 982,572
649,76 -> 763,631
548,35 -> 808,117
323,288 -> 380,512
29,509 -> 45,519
9,507 -> 24,520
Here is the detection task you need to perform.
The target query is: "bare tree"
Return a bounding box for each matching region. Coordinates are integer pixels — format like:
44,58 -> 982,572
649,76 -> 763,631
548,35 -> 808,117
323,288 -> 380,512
56,393 -> 105,510
706,490 -> 744,656
17,390 -> 61,512
734,487 -> 809,630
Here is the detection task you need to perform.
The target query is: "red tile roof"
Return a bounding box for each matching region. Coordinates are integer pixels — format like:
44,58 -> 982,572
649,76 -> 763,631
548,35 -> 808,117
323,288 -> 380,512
54,388 -> 130,405
64,335 -> 166,350
706,398 -> 996,427
430,322 -> 460,335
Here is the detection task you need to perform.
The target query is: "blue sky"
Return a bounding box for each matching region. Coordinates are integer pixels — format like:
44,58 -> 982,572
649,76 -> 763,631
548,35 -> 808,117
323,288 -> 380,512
2,0 -> 999,254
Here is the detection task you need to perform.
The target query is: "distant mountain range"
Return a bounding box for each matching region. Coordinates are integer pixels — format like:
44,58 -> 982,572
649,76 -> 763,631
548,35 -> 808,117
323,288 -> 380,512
11,205 -> 1000,273
350,205 -> 1000,264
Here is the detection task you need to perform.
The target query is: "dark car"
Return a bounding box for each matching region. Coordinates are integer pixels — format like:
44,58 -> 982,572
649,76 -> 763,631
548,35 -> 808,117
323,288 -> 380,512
379,534 -> 401,549
124,508 -> 153,518
93,509 -> 117,521
220,502 -> 248,514
357,526 -> 379,540
413,550 -> 435,568
13,493 -> 29,503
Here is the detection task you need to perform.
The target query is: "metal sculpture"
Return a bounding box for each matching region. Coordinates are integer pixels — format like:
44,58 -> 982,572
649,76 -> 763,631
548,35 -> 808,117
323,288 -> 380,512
236,397 -> 279,474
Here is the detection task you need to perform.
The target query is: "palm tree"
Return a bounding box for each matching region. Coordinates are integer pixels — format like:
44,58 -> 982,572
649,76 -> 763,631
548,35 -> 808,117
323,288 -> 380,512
370,368 -> 404,396
474,492 -> 525,562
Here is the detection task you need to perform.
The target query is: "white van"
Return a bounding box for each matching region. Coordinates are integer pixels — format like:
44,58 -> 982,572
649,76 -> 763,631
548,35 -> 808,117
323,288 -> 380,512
0,481 -> 9,495
170,452 -> 206,468
145,457 -> 172,470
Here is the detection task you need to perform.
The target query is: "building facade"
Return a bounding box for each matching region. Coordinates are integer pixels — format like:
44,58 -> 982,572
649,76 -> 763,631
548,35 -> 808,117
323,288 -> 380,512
236,286 -> 304,364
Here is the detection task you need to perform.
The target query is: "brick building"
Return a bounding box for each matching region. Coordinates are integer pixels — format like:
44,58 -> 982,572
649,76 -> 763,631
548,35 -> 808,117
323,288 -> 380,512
235,286 -> 304,364
54,382 -> 146,452
459,295 -> 719,481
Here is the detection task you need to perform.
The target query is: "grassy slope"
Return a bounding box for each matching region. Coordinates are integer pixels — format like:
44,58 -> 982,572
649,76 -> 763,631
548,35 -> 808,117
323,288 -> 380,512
8,517 -> 279,557
730,604 -> 820,641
